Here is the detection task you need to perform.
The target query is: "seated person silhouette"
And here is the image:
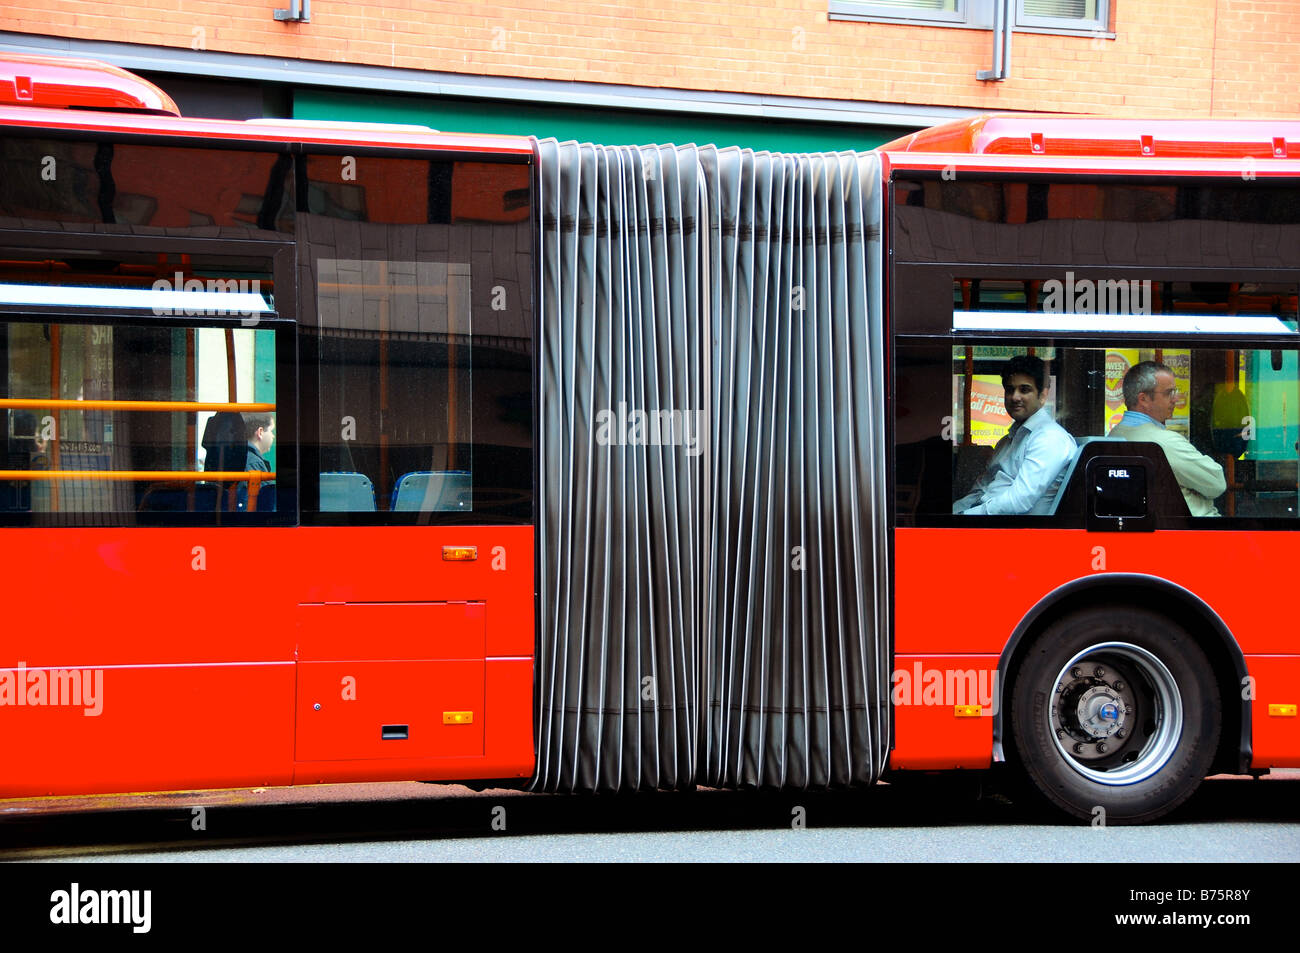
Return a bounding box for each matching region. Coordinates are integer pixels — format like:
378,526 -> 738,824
238,412 -> 275,511
3,410 -> 47,512
201,411 -> 246,510
954,355 -> 1076,515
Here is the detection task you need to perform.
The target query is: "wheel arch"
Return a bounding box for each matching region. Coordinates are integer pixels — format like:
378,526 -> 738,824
992,573 -> 1250,776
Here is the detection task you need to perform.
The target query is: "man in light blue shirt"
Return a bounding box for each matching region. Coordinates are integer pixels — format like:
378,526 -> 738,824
954,355 -> 1077,516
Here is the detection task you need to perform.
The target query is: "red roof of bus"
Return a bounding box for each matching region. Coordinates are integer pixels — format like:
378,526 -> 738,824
0,51 -> 532,155
9,52 -> 1300,164
0,102 -> 534,154
882,115 -> 1300,159
1,51 -> 180,116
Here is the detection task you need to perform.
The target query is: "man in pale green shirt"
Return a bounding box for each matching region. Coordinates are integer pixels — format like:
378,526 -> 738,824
1108,361 -> 1225,517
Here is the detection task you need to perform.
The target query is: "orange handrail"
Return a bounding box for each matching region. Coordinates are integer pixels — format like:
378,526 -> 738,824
0,399 -> 274,412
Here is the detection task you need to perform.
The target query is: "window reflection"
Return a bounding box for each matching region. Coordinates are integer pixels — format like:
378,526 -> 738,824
896,342 -> 1300,523
2,321 -> 277,520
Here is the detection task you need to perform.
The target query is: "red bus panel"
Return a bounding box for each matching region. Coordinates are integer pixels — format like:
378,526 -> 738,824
0,526 -> 536,796
894,528 -> 1300,770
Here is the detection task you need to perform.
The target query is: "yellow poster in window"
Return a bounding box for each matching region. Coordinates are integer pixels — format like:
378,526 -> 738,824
1104,348 -> 1188,433
1105,348 -> 1139,431
969,375 -> 1012,446
1162,348 -> 1192,436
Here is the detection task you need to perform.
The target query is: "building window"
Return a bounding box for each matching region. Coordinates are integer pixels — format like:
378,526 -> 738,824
1016,0 -> 1107,32
828,0 -> 966,27
830,0 -> 1109,35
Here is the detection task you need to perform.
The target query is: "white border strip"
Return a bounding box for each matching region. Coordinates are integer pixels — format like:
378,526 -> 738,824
953,311 -> 1298,335
0,283 -> 272,313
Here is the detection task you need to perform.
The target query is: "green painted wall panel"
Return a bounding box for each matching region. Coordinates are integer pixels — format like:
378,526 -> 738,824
293,88 -> 902,153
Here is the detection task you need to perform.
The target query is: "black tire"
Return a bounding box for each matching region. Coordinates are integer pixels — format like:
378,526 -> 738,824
1006,606 -> 1220,825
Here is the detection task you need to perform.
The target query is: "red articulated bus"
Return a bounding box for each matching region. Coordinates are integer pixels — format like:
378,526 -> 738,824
1,52 -> 1296,824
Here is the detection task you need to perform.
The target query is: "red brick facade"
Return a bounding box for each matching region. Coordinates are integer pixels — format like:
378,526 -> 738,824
2,1 -> 1297,116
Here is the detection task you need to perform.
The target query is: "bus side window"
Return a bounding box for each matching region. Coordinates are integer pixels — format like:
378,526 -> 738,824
1220,348 -> 1299,518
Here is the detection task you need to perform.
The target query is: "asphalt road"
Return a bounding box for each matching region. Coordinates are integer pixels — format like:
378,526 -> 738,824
3,770 -> 1297,862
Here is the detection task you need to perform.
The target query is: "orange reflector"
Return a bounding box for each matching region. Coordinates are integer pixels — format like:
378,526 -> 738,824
954,705 -> 981,717
1268,703 -> 1297,717
442,546 -> 478,561
443,711 -> 474,725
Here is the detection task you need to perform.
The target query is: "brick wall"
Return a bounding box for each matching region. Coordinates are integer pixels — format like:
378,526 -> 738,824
3,1 -> 1298,116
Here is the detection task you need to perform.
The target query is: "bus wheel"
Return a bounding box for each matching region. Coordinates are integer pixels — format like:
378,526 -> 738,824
1007,607 -> 1220,824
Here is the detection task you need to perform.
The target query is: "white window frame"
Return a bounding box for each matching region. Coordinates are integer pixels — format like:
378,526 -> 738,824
829,0 -> 968,27
830,0 -> 1111,37
1015,0 -> 1108,34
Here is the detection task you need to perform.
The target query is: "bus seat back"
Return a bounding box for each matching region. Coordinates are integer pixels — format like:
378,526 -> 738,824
319,471 -> 376,512
1052,438 -> 1193,527
391,470 -> 471,512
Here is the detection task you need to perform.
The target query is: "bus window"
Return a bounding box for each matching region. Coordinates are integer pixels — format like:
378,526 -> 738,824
1208,347 -> 1300,517
1,320 -> 279,522
895,341 -> 1299,524
300,156 -> 533,524
313,258 -> 474,514
0,138 -> 293,237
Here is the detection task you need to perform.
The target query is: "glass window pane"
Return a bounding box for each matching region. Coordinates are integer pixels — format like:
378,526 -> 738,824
301,156 -> 533,523
829,0 -> 963,22
1023,0 -> 1096,19
869,0 -> 957,8
0,139 -> 293,237
897,341 -> 1299,524
1025,0 -> 1074,16
315,259 -> 473,513
3,320 -> 277,521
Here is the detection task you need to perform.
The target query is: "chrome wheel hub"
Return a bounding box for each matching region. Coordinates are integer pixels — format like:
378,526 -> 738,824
1048,641 -> 1182,785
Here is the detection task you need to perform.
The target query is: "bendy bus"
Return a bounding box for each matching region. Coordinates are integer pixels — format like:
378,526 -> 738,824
2,52 -> 1298,824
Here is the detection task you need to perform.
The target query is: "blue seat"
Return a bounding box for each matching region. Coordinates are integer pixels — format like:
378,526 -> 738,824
255,484 -> 277,514
138,482 -> 221,513
320,471 -> 376,511
391,470 -> 472,512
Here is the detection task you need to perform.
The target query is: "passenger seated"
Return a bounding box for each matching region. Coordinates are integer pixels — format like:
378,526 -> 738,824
2,410 -> 44,512
237,412 -> 275,511
1108,361 -> 1225,516
954,355 -> 1076,515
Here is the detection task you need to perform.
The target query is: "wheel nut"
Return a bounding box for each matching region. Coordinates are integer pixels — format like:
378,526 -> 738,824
1115,730 -> 1125,739
1114,680 -> 1125,691
1096,742 -> 1107,753
1073,743 -> 1085,754
1094,667 -> 1105,677
1072,667 -> 1083,679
